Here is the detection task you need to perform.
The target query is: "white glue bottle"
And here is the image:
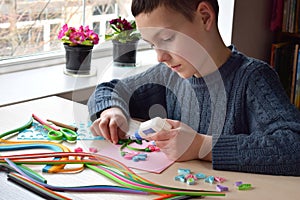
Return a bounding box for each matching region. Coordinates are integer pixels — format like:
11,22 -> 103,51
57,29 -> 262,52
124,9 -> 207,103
132,117 -> 172,140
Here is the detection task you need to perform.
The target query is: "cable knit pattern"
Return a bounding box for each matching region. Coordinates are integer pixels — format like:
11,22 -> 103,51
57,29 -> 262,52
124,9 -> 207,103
88,45 -> 300,176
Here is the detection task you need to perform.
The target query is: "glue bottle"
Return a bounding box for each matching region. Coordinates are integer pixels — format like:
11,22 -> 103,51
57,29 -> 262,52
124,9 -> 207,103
132,117 -> 172,140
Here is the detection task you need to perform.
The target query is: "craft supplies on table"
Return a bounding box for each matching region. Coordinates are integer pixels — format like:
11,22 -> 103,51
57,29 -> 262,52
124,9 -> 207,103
17,120 -> 104,141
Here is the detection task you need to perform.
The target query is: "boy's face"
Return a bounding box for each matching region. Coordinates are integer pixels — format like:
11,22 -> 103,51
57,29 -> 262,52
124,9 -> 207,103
135,5 -> 216,78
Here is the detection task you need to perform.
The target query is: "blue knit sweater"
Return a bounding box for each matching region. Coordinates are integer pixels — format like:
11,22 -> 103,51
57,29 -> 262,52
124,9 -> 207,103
88,46 -> 300,176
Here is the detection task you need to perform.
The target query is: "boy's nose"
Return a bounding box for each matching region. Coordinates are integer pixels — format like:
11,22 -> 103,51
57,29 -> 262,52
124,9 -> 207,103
156,49 -> 171,63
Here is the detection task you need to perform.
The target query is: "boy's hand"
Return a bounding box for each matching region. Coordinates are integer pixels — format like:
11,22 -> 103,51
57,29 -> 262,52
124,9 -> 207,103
145,119 -> 212,161
90,107 -> 128,144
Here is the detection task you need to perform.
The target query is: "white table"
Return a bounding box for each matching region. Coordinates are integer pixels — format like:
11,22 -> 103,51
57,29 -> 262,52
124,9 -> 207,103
0,96 -> 299,200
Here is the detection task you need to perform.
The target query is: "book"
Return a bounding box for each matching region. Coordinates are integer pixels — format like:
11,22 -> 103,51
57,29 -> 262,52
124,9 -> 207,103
282,0 -> 289,32
295,0 -> 300,33
270,42 -> 295,98
281,0 -> 300,33
294,49 -> 300,108
288,0 -> 296,33
290,44 -> 299,103
270,42 -> 289,68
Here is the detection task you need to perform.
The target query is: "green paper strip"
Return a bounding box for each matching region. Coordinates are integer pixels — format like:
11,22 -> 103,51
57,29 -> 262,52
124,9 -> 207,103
0,118 -> 33,139
18,165 -> 47,183
87,164 -> 225,197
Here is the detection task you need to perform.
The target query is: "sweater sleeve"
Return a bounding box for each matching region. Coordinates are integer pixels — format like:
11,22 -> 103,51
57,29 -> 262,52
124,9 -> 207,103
212,64 -> 300,176
87,63 -> 170,121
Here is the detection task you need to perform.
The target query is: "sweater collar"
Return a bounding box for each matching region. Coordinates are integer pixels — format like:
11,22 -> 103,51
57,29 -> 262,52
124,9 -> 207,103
188,45 -> 243,86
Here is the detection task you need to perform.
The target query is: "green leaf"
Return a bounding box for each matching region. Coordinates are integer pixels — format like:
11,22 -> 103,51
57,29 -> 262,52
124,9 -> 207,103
105,34 -> 114,40
81,40 -> 93,46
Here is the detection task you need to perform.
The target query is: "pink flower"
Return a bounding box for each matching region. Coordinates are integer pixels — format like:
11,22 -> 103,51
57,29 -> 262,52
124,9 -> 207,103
69,31 -> 85,44
109,17 -> 134,31
106,16 -> 140,43
57,24 -> 99,46
57,24 -> 69,39
84,25 -> 91,33
89,32 -> 99,45
78,25 -> 84,33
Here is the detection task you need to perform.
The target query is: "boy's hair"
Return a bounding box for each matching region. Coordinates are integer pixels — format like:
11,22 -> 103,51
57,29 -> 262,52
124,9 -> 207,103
131,0 -> 219,22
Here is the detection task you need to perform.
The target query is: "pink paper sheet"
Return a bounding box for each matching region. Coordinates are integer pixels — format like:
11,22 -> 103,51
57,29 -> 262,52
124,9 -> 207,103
95,140 -> 174,174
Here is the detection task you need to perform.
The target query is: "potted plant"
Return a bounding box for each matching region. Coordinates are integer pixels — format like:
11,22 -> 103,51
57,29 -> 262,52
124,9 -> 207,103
106,16 -> 141,66
58,24 -> 99,75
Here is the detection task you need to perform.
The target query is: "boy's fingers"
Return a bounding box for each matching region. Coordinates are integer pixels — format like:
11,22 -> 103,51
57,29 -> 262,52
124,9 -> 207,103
91,119 -> 102,136
165,119 -> 181,128
146,130 -> 176,141
109,119 -> 119,144
99,118 -> 112,142
154,140 -> 169,148
90,125 -> 97,136
118,130 -> 127,139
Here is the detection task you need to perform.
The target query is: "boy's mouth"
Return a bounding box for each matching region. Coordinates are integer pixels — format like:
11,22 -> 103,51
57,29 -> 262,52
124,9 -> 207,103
170,64 -> 181,71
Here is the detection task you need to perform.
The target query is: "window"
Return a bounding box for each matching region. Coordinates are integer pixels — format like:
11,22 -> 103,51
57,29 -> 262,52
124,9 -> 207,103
0,0 -> 137,73
0,0 -> 233,74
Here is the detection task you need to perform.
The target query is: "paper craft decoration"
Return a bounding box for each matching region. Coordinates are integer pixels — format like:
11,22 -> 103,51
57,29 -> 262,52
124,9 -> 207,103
17,119 -> 174,173
17,121 -> 104,140
90,119 -> 174,174
93,140 -> 174,174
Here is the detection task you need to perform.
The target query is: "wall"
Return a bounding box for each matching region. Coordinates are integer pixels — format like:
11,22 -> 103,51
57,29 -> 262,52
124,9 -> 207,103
231,0 -> 274,62
218,0 -> 235,46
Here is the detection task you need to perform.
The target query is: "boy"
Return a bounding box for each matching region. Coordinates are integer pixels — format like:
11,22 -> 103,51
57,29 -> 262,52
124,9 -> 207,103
88,0 -> 300,176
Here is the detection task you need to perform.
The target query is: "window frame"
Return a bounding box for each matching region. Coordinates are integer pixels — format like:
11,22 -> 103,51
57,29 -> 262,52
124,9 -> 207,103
0,0 -> 134,74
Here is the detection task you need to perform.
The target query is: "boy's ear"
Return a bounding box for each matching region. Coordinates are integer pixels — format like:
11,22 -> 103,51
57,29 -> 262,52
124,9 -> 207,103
196,2 -> 215,31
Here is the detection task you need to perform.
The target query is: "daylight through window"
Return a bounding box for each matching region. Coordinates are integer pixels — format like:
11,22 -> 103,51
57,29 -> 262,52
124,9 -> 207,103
0,0 -> 133,61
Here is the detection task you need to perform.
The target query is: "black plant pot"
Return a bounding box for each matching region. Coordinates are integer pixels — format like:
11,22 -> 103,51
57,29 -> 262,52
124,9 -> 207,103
64,44 -> 93,75
112,40 -> 139,66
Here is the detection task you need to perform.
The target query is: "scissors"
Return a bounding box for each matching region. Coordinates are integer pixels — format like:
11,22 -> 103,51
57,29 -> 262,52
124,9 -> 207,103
43,125 -> 77,143
32,114 -> 77,143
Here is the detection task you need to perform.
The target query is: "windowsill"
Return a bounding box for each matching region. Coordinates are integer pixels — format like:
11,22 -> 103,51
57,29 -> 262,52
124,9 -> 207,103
0,49 -> 158,107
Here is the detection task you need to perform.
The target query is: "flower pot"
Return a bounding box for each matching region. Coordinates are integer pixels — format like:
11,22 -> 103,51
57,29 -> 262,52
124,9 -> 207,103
112,40 -> 139,66
64,44 -> 94,76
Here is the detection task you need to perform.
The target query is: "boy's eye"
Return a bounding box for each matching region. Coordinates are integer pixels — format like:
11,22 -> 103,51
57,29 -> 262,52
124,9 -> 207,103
162,35 -> 175,42
149,36 -> 174,49
142,34 -> 175,49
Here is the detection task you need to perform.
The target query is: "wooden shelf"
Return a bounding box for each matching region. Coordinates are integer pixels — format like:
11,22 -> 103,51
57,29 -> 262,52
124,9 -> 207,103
280,32 -> 300,39
271,0 -> 300,108
275,32 -> 300,43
